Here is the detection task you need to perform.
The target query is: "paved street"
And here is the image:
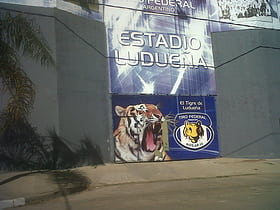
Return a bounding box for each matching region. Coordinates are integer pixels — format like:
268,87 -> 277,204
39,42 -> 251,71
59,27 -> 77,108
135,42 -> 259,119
15,174 -> 280,210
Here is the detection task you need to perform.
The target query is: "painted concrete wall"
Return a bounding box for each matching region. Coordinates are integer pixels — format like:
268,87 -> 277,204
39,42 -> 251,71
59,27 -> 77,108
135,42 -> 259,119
0,3 -> 114,162
0,3 -> 59,135
54,9 -> 113,162
212,29 -> 280,158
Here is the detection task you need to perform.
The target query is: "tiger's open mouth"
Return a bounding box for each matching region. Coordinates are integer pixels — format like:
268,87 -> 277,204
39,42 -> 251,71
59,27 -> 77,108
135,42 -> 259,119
142,123 -> 161,152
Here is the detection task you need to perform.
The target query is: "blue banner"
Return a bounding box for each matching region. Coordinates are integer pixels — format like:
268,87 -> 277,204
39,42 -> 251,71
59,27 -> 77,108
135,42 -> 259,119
112,95 -> 219,162
106,0 -> 216,95
108,29 -> 216,95
105,0 -> 280,95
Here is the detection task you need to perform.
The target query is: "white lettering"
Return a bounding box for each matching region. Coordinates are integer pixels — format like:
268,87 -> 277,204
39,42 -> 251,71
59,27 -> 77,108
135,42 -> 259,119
170,54 -> 180,67
155,34 -> 169,48
155,52 -> 168,67
189,37 -> 201,50
119,31 -> 130,46
143,32 -> 156,47
131,32 -> 145,47
141,52 -> 154,66
114,50 -> 126,65
142,0 -> 195,9
114,50 -> 208,68
169,35 -> 182,49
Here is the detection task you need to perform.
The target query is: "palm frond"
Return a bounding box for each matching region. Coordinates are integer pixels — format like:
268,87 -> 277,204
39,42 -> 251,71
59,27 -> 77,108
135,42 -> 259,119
0,40 -> 19,88
0,39 -> 19,67
0,12 -> 53,127
0,65 -> 35,127
1,12 -> 54,66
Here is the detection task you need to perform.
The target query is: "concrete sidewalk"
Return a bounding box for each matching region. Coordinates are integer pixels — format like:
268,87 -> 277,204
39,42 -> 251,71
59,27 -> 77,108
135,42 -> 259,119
1,158 -> 280,209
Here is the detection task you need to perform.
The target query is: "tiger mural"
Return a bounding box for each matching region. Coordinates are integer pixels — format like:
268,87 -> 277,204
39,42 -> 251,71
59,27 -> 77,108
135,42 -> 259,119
113,104 -> 171,162
183,120 -> 204,143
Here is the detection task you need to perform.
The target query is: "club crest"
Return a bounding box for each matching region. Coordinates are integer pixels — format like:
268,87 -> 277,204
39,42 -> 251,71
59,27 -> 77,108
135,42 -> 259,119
173,113 -> 214,151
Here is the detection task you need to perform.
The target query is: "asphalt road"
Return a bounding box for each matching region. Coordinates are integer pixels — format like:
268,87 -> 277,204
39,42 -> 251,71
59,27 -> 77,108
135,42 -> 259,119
15,174 -> 280,210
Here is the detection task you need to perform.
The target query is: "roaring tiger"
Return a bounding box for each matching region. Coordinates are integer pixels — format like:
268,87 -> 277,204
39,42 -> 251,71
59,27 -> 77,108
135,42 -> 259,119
183,120 -> 204,143
113,104 -> 171,162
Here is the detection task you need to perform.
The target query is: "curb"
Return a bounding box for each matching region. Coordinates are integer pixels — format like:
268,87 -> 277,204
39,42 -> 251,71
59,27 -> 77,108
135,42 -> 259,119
0,169 -> 90,209
0,188 -> 77,209
0,173 -> 259,209
0,198 -> 25,209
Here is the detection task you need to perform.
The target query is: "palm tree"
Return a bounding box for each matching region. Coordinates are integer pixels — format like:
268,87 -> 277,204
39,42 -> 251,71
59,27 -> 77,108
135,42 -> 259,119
0,11 -> 54,128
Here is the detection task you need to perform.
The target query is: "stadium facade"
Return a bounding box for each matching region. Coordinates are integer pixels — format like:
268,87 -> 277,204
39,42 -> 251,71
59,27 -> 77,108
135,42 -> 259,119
0,0 -> 279,162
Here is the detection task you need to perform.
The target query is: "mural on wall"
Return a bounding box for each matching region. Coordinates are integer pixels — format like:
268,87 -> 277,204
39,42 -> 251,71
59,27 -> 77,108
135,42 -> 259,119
105,0 -> 216,95
62,0 -> 99,11
56,0 -> 102,20
105,0 -> 279,162
104,0 -> 280,96
216,0 -> 279,24
112,95 -> 219,162
2,0 -> 279,28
